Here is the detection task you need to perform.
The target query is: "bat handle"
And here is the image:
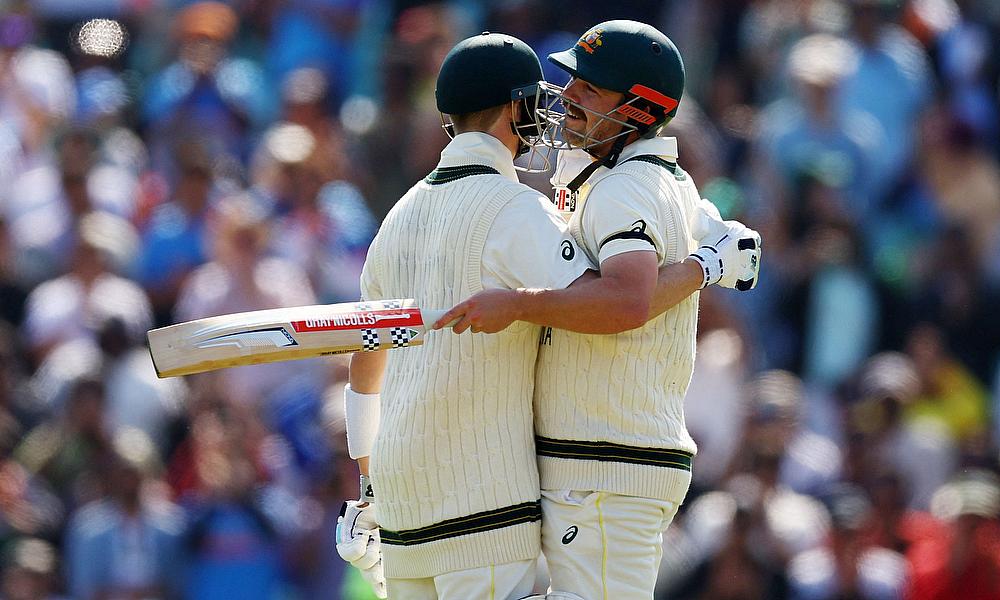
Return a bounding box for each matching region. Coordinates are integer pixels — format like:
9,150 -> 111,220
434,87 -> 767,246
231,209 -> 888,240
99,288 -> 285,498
421,309 -> 456,329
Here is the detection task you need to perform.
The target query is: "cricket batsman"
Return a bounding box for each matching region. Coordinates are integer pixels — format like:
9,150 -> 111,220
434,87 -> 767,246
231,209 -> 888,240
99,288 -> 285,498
434,20 -> 762,599
335,32 -> 591,599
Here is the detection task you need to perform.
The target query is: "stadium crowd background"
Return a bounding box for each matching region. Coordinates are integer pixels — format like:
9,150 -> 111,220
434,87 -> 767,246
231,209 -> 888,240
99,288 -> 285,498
0,0 -> 999,598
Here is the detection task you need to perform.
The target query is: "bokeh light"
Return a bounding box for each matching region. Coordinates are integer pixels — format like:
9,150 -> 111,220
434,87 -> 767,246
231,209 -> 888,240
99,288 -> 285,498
340,94 -> 378,136
74,18 -> 128,58
263,122 -> 316,164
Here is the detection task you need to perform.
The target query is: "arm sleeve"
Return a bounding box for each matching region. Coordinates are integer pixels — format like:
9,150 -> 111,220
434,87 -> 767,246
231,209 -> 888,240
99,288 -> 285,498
580,174 -> 669,265
481,192 -> 592,290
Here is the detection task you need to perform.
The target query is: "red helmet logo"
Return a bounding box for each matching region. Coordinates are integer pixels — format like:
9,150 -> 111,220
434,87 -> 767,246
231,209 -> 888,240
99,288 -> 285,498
615,104 -> 656,125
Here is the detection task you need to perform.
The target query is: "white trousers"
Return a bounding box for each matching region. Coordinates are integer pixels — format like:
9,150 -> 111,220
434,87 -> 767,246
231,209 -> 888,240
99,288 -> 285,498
385,558 -> 536,600
540,490 -> 679,600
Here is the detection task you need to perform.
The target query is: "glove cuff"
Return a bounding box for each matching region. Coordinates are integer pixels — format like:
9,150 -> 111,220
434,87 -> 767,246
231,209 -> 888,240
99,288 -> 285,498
688,247 -> 722,289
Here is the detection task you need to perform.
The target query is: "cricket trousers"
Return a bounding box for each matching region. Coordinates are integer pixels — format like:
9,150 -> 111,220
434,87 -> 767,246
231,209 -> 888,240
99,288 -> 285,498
540,490 -> 679,600
385,559 -> 536,600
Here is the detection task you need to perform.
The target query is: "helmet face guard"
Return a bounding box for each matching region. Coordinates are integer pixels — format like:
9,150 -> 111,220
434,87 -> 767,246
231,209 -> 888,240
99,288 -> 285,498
535,80 -> 637,152
534,80 -> 674,153
440,82 -> 556,173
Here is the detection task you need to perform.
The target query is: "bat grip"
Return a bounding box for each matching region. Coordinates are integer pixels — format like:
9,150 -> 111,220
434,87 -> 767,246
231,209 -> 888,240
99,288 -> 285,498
421,309 -> 457,329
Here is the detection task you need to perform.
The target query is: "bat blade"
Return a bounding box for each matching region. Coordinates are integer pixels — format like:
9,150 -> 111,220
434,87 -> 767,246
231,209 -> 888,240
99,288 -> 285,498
147,299 -> 447,378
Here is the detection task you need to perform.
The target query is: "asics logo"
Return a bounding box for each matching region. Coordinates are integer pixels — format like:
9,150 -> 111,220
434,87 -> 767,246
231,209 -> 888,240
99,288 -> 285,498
562,525 -> 579,544
561,240 -> 576,261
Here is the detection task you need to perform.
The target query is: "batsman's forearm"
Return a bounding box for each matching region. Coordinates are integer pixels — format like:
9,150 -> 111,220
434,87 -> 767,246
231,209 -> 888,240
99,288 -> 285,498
511,259 -> 701,334
513,275 -> 651,334
349,350 -> 388,394
650,260 -> 704,318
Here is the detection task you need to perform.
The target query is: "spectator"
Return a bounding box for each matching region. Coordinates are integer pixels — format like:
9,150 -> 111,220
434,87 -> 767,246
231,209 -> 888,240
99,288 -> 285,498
180,421 -> 286,600
282,388 -> 363,597
357,3 -> 460,215
907,470 -> 1000,600
64,429 -> 185,600
0,11 -> 75,158
14,378 -> 110,509
6,128 -> 102,285
798,220 -> 879,389
846,351 -> 958,509
252,120 -> 376,303
786,485 -> 908,599
264,0 -> 364,106
137,141 -> 216,326
98,314 -> 187,455
0,537 -> 65,600
933,0 -> 999,142
22,212 -> 149,365
142,1 -> 273,173
173,194 -> 320,404
755,33 -> 885,220
909,225 -> 1000,382
658,491 -> 790,600
905,323 -> 990,443
737,370 -> 843,497
0,458 -> 64,551
918,114 -> 1000,281
839,0 -> 932,199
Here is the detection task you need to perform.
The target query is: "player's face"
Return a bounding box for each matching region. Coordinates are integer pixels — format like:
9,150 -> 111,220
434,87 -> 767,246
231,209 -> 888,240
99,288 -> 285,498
561,77 -> 625,153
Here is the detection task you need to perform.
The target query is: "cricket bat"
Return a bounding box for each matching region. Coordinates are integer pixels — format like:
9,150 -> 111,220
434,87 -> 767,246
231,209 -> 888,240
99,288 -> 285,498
147,299 -> 447,378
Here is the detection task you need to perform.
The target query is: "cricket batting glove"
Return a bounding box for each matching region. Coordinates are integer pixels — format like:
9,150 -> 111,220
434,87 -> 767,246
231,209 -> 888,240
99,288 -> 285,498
689,218 -> 762,291
337,476 -> 386,598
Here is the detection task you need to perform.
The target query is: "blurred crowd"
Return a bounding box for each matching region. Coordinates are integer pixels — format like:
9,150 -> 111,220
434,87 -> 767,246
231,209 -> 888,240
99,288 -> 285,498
0,0 -> 997,599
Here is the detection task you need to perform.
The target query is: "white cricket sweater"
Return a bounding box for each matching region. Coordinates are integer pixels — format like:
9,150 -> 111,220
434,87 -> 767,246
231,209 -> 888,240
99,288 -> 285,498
534,137 -> 700,504
362,136 -> 545,578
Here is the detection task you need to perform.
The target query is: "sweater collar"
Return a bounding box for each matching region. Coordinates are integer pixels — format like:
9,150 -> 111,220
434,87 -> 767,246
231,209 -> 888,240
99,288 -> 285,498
616,136 -> 679,164
438,132 -> 519,183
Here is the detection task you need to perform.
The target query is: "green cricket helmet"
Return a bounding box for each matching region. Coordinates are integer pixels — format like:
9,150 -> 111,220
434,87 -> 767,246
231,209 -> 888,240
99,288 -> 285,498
539,20 -> 685,156
435,32 -> 551,166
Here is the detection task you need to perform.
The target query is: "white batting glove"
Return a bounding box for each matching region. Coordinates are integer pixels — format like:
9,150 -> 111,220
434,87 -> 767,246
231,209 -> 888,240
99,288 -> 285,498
336,479 -> 387,598
689,220 -> 762,291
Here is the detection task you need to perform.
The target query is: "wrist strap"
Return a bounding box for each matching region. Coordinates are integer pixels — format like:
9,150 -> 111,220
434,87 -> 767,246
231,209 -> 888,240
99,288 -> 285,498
687,250 -> 716,289
345,384 -> 380,459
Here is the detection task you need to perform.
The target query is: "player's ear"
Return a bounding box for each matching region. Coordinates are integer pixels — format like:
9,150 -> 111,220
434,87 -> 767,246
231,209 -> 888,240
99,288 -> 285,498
508,100 -> 521,123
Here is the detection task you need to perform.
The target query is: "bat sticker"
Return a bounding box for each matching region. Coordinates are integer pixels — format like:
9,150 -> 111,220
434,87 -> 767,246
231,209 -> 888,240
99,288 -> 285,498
389,327 -> 414,347
197,327 -> 297,349
361,329 -> 381,352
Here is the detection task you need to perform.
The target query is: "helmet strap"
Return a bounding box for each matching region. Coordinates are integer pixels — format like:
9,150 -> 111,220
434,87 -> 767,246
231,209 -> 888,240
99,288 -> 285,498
510,121 -> 530,156
567,128 -> 630,193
